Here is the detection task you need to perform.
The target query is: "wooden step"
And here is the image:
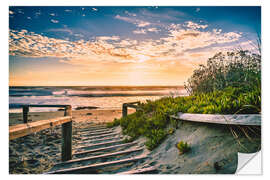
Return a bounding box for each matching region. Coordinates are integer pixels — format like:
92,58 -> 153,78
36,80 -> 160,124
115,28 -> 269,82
48,155 -> 148,174
80,130 -> 114,136
84,124 -> 107,129
118,166 -> 158,174
73,141 -> 137,156
75,139 -> 123,150
55,148 -> 144,166
80,132 -> 120,141
79,127 -> 109,132
77,136 -> 122,145
80,128 -> 113,134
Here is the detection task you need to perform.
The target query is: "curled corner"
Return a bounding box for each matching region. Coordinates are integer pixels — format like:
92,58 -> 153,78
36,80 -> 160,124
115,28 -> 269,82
236,151 -> 262,174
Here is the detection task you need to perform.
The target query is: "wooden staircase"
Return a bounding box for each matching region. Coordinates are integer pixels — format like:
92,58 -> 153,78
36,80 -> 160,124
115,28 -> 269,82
47,123 -> 157,174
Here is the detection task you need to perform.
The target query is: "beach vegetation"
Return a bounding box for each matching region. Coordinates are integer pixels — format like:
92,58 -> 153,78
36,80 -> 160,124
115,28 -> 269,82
176,141 -> 191,155
108,50 -> 261,150
106,118 -> 120,128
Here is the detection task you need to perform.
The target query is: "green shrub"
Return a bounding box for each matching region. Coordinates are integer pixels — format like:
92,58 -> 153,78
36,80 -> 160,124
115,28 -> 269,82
145,129 -> 168,150
185,50 -> 261,95
176,141 -> 191,155
106,118 -> 120,128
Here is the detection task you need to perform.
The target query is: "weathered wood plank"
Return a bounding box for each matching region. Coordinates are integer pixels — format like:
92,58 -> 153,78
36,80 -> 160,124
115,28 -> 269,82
74,141 -> 137,156
76,139 -> 123,150
17,104 -> 70,108
79,128 -> 111,133
126,101 -> 140,105
80,125 -> 107,131
77,136 -> 122,145
48,155 -> 148,174
80,132 -> 120,141
122,103 -> 128,117
118,166 -> 157,174
9,116 -> 72,140
125,104 -> 139,109
80,130 -> 113,136
62,106 -> 72,161
56,148 -> 143,166
22,106 -> 29,123
171,112 -> 261,126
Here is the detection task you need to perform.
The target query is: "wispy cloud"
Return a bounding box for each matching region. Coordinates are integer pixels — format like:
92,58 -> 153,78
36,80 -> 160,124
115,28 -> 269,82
96,36 -> 120,41
133,29 -> 146,34
124,11 -> 136,17
47,28 -> 73,35
184,21 -> 208,29
35,11 -> 41,17
147,28 -> 160,33
133,28 -> 159,34
115,15 -> 151,27
92,8 -> 98,11
51,19 -> 59,23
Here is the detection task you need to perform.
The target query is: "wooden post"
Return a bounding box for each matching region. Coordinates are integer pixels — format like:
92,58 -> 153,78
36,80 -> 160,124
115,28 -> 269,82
23,106 -> 29,123
62,105 -> 72,161
122,103 -> 127,118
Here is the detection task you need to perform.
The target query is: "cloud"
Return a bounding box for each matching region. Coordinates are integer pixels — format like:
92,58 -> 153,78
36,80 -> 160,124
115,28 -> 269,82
51,19 -> 59,23
9,10 -> 14,15
47,28 -> 73,35
133,28 -> 159,34
96,36 -> 120,41
92,8 -> 98,11
50,13 -> 56,16
147,28 -> 159,33
196,8 -> 200,12
65,9 -> 72,13
133,29 -> 146,34
17,9 -> 24,14
9,21 -> 243,67
115,15 -> 151,27
35,11 -> 41,17
184,21 -> 208,29
124,11 -> 136,17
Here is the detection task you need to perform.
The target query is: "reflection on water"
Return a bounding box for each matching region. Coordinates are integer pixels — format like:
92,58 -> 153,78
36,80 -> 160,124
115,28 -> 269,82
9,86 -> 187,113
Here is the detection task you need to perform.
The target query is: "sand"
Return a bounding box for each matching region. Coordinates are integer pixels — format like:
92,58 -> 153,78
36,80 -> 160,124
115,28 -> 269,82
9,108 -> 135,174
9,108 -> 261,174
142,121 -> 261,174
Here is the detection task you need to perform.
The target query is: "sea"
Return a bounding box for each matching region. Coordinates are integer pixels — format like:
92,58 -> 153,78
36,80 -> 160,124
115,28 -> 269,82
9,86 -> 187,113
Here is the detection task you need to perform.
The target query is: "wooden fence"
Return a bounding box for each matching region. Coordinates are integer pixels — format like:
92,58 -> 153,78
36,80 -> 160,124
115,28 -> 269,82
122,102 -> 141,118
9,105 -> 73,161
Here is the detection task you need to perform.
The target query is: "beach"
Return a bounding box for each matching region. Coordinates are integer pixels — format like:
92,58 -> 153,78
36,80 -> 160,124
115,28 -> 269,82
9,108 -> 135,174
9,107 -> 261,174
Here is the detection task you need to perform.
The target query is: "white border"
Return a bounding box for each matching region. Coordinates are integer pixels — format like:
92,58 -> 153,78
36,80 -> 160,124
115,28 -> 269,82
2,0 -> 269,179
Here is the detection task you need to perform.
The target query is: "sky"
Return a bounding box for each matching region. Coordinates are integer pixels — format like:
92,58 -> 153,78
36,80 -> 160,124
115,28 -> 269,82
9,6 -> 261,86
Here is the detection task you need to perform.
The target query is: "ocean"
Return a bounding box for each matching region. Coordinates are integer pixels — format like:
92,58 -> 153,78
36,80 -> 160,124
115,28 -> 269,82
9,86 -> 187,113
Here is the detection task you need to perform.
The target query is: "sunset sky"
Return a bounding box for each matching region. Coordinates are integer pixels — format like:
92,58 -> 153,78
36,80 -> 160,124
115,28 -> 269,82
9,6 -> 260,86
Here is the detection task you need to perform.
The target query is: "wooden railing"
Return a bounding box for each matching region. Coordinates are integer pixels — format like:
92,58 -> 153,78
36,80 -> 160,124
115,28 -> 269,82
122,102 -> 141,118
9,105 -> 73,161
